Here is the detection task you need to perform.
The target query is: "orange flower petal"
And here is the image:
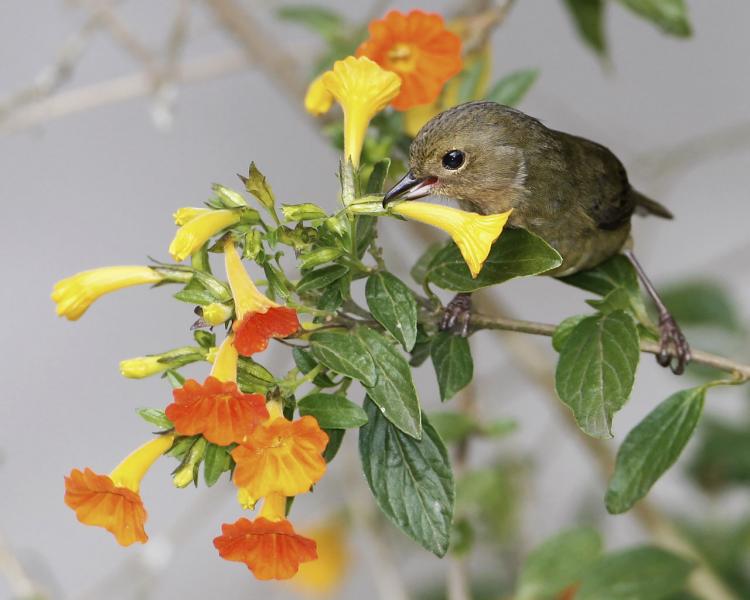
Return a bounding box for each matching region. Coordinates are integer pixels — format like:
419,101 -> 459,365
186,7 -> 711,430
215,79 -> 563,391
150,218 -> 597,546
232,306 -> 300,356
64,468 -> 147,546
231,416 -> 328,498
357,10 -> 462,110
214,517 -> 318,580
166,376 -> 269,446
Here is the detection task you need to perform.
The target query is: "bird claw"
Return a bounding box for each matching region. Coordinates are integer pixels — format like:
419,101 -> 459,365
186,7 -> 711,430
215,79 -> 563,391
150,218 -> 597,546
656,313 -> 691,375
439,293 -> 472,337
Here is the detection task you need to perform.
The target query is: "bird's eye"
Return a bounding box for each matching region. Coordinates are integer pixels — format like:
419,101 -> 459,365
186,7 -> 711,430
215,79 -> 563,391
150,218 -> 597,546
442,150 -> 465,170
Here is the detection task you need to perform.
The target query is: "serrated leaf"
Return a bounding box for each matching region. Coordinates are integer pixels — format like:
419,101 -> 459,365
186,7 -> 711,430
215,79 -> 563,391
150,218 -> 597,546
425,229 -> 562,292
296,264 -> 349,294
486,69 -> 540,106
366,272 -> 418,351
322,428 -> 345,463
577,546 -> 693,600
617,0 -> 691,37
241,162 -> 275,210
606,386 -> 705,513
561,255 -> 648,322
298,393 -> 368,429
555,311 -> 640,438
430,332 -> 473,402
356,327 -> 422,438
517,527 -> 603,600
359,400 -> 454,556
564,0 -> 607,54
203,443 -> 233,487
137,408 -> 173,430
310,330 -> 377,387
552,315 -> 588,352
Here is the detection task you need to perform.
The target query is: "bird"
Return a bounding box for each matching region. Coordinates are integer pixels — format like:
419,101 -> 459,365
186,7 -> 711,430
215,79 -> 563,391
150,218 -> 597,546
382,100 -> 690,374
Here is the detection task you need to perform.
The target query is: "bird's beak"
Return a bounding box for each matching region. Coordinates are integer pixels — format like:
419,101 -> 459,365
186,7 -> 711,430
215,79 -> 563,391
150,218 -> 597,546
382,171 -> 437,207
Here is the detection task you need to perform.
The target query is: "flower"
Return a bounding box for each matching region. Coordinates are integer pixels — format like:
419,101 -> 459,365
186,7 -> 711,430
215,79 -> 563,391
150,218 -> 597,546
52,266 -> 164,321
292,520 -> 349,596
169,209 -> 241,262
231,414 -> 328,499
389,202 -> 513,278
321,56 -> 401,167
173,207 -> 211,226
119,355 -> 169,379
356,10 -> 462,111
165,336 -> 269,446
201,302 -> 233,326
64,434 -> 174,546
304,75 -> 333,117
224,239 -> 300,356
214,494 -> 317,580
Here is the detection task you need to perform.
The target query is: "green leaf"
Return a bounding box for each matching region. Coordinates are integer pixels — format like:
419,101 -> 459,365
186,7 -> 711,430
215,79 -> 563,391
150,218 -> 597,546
277,5 -> 344,43
322,428 -> 345,463
425,229 -> 562,292
689,417 -> 750,491
173,287 -> 218,306
240,162 -> 275,210
299,247 -> 344,270
292,347 -> 337,388
428,411 -> 477,444
606,387 -> 706,513
236,357 -> 275,393
457,57 -> 487,104
552,315 -> 588,352
359,400 -> 454,556
564,0 -> 607,54
617,0 -> 691,37
296,264 -> 349,294
355,327 -> 422,439
298,393 -> 368,429
203,443 -> 233,487
555,311 -> 640,438
486,69 -> 540,107
517,527 -> 603,600
193,329 -> 216,350
577,546 -> 693,600
410,242 -> 443,285
310,330 -> 377,387
660,280 -> 742,333
136,408 -> 173,430
366,158 -> 391,194
561,255 -> 648,322
430,333 -> 473,401
409,327 -> 432,367
366,272 -> 418,351
212,183 -> 247,208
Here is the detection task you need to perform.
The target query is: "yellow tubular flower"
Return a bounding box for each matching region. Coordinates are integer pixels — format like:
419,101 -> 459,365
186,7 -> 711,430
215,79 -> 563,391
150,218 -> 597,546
259,493 -> 288,522
321,56 -> 401,168
304,75 -> 334,116
169,209 -> 241,262
390,202 -> 513,278
52,266 -> 164,321
173,207 -> 211,226
202,302 -> 233,326
119,355 -> 168,379
224,239 -> 277,318
209,334 -> 239,382
109,435 -> 176,492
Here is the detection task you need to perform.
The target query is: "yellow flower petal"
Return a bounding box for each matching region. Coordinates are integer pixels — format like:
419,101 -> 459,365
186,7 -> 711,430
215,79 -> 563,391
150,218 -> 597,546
52,266 -> 164,321
321,56 -> 401,168
202,302 -> 233,325
119,355 -> 168,379
209,334 -> 238,382
304,75 -> 334,116
390,202 -> 513,278
109,434 -> 175,493
169,209 -> 241,262
259,493 -> 287,521
173,207 -> 211,226
224,239 -> 277,317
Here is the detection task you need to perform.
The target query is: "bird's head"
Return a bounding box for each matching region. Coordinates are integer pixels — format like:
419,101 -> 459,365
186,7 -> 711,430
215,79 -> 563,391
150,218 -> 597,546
383,101 -> 530,214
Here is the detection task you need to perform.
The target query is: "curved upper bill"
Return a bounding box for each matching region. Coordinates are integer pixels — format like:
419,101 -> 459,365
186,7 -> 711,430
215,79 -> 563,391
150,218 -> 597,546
382,171 -> 437,206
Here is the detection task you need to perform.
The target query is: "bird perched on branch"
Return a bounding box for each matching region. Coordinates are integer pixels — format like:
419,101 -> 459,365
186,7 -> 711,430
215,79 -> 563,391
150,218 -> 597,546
383,101 -> 690,374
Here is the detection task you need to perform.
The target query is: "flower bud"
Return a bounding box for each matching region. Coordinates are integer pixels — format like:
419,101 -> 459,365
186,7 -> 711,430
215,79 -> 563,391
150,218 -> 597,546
202,302 -> 233,326
282,203 -> 328,222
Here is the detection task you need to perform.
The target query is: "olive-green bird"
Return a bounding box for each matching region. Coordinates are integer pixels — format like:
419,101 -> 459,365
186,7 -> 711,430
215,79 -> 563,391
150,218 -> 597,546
383,101 -> 690,374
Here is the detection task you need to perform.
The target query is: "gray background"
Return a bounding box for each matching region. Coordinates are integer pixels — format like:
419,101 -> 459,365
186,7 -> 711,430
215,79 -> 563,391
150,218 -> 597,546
1,1 -> 749,598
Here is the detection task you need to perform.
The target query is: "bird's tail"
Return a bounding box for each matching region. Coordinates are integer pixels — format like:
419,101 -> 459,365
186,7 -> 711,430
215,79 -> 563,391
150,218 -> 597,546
632,189 -> 674,219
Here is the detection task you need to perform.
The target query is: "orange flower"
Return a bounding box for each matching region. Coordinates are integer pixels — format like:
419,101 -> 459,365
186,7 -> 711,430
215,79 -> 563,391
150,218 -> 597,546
357,10 -> 462,110
224,239 -> 299,356
232,415 -> 328,499
64,435 -> 174,546
214,516 -> 317,580
166,377 -> 268,446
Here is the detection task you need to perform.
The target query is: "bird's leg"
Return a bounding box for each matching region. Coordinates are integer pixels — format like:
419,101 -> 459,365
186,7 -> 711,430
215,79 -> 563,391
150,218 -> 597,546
622,249 -> 691,375
440,293 -> 472,337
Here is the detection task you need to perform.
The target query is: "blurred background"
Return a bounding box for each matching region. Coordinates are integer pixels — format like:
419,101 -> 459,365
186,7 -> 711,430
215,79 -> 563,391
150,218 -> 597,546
2,1 -> 749,599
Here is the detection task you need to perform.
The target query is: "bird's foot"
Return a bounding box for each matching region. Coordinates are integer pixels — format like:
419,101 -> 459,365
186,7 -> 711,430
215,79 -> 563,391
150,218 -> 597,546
656,312 -> 691,375
439,293 -> 472,337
